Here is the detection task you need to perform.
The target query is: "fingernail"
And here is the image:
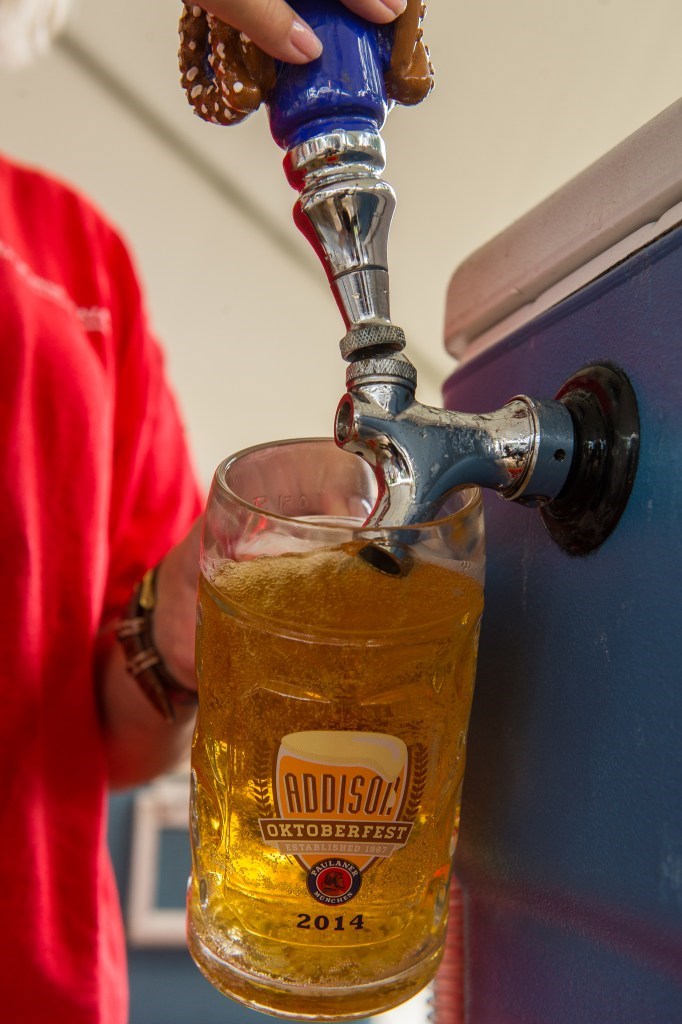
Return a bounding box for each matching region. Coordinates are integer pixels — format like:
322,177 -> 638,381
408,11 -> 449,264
380,0 -> 408,15
290,19 -> 323,61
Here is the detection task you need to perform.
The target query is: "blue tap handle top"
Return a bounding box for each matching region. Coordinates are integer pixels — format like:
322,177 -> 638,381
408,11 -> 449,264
267,0 -> 392,149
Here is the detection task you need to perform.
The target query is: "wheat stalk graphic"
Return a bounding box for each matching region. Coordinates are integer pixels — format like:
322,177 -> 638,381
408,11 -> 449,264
251,748 -> 275,818
403,743 -> 428,821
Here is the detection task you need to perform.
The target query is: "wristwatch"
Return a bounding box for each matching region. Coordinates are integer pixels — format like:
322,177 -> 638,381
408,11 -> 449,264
116,567 -> 198,723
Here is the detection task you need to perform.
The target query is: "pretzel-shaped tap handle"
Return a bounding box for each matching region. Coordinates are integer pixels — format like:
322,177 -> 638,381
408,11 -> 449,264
179,0 -> 433,146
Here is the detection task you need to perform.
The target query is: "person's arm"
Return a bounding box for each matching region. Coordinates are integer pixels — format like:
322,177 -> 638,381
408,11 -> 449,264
200,0 -> 406,62
99,518 -> 202,789
85,213 -> 204,790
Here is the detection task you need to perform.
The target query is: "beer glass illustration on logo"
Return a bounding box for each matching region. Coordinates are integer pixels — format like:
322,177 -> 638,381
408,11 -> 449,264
188,439 -> 485,1020
266,731 -> 412,904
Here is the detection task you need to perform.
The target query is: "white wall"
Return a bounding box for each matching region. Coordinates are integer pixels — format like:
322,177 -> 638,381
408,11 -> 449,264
1,0 -> 681,488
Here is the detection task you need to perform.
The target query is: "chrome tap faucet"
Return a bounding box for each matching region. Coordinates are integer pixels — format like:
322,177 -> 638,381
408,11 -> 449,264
178,2 -> 639,554
284,128 -> 396,332
335,366 -> 576,528
273,12 -> 636,553
267,8 -> 579,537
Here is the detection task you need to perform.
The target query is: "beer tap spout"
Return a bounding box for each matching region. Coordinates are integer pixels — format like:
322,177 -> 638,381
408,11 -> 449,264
334,357 -> 640,564
336,365 -> 575,528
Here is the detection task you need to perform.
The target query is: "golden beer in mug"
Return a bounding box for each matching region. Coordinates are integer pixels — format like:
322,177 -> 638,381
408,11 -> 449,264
187,439 -> 484,1020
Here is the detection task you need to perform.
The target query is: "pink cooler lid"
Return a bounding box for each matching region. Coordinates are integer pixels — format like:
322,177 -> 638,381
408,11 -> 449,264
445,99 -> 682,364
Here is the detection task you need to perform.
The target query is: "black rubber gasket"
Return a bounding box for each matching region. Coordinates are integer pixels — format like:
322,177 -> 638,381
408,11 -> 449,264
539,363 -> 640,555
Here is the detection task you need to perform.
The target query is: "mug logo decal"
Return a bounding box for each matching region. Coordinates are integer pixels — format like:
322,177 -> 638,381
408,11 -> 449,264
255,731 -> 427,902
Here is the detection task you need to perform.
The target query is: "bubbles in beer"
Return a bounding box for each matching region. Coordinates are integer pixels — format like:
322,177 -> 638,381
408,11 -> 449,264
188,542 -> 483,1019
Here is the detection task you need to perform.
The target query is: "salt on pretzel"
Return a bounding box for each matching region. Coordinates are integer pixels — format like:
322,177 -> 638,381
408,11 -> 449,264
179,3 -> 275,126
179,2 -> 433,128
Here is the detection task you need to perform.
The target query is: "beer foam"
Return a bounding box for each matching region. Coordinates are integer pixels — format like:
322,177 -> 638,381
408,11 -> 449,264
279,731 -> 407,781
234,530 -> 310,560
205,543 -> 483,641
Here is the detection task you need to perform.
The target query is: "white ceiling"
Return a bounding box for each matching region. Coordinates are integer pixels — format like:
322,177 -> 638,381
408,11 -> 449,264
1,0 -> 681,484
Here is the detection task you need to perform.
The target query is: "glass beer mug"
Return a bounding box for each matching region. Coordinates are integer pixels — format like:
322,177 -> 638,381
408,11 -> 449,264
187,438 -> 485,1020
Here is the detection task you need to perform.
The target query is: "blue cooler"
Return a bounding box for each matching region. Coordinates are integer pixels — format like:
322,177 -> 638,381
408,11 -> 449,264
442,100 -> 682,1023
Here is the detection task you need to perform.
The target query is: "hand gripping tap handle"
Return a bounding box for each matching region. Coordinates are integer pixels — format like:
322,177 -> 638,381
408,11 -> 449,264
179,0 -> 433,338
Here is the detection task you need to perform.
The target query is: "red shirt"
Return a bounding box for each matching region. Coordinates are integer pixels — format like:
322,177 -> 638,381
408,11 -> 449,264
0,154 -> 202,1022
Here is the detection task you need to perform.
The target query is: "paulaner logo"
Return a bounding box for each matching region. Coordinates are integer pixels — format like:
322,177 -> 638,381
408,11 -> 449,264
306,858 -> 362,905
256,731 -> 427,903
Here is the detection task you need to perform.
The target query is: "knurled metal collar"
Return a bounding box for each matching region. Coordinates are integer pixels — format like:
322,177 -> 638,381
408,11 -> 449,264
340,324 -> 407,361
346,355 -> 417,388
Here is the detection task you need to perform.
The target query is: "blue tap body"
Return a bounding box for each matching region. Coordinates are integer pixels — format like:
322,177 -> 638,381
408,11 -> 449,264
267,0 -> 393,149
